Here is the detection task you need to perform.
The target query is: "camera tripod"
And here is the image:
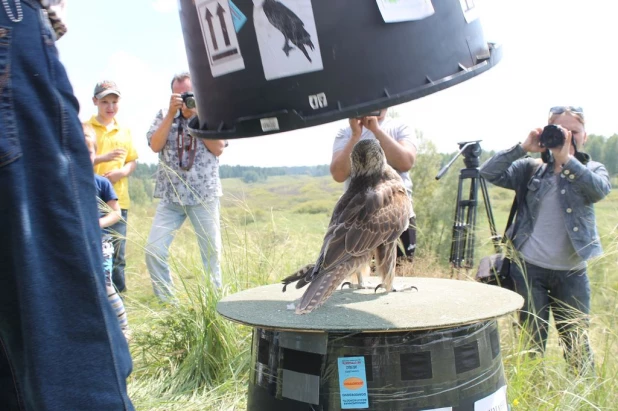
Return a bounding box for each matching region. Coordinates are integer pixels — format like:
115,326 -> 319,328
435,141 -> 502,270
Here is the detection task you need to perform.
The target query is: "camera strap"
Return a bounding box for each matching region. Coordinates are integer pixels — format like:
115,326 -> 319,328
503,161 -> 540,243
176,118 -> 196,171
572,143 -> 591,165
542,138 -> 590,165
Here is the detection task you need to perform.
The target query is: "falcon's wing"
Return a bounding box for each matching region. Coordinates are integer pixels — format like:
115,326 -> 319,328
305,176 -> 411,284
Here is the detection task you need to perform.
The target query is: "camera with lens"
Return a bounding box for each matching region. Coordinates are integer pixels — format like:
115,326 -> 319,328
539,124 -> 565,148
181,92 -> 196,109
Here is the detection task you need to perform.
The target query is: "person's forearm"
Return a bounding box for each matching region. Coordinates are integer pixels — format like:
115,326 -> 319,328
121,161 -> 137,178
202,139 -> 226,157
99,213 -> 121,229
330,138 -> 358,182
480,144 -> 529,190
149,113 -> 175,153
94,155 -> 106,165
373,129 -> 414,172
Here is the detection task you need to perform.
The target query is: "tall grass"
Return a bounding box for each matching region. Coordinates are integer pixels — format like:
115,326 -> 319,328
122,142 -> 618,410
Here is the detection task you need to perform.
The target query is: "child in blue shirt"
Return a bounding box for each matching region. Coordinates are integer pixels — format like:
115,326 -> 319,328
84,123 -> 129,339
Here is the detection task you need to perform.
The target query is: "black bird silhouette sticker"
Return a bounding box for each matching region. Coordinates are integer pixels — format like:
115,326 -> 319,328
262,0 -> 315,62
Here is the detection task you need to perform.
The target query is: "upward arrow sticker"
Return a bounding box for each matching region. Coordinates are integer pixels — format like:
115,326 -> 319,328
205,8 -> 218,50
196,0 -> 245,77
216,3 -> 231,47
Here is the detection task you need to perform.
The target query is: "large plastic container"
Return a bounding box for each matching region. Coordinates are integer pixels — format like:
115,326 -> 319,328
178,0 -> 501,139
247,321 -> 507,410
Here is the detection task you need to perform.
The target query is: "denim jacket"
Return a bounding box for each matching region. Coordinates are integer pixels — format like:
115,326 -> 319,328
480,144 -> 611,261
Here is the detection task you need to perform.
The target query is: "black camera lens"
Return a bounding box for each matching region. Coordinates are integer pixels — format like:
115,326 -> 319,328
539,124 -> 565,148
181,92 -> 196,109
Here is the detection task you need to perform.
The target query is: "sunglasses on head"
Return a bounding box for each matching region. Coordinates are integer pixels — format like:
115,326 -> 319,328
549,106 -> 584,117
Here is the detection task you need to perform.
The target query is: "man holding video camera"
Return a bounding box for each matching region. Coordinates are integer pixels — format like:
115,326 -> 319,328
145,72 -> 227,302
330,108 -> 418,262
480,106 -> 611,374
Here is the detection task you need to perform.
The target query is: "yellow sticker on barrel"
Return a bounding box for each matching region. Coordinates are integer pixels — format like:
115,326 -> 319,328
195,0 -> 245,77
338,357 -> 368,409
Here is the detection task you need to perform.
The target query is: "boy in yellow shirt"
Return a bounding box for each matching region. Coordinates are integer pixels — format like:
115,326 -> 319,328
88,80 -> 138,293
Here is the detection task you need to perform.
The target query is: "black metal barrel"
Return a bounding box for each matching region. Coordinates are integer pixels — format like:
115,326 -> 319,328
178,0 -> 501,139
247,320 -> 507,410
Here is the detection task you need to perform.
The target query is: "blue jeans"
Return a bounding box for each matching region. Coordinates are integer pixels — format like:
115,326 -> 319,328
511,260 -> 593,373
106,209 -> 128,292
145,200 -> 222,301
0,2 -> 134,409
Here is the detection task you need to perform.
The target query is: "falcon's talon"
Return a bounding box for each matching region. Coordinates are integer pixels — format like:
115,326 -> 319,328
342,282 -> 376,290
392,285 -> 418,292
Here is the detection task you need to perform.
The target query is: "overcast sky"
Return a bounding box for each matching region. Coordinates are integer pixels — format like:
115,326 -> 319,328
57,0 -> 618,166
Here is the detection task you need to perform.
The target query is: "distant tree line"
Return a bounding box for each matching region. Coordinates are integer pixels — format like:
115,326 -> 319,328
581,134 -> 618,175
128,163 -> 331,204
131,163 -> 330,180
438,134 -> 618,175
128,134 -> 617,205
219,164 -> 330,180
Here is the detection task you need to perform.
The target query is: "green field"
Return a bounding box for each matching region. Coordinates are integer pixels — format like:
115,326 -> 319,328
122,151 -> 618,410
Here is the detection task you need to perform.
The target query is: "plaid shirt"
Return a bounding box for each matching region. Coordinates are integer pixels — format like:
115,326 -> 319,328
147,109 -> 222,206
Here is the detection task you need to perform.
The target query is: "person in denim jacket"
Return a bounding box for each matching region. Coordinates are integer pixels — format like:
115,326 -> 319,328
480,106 -> 610,374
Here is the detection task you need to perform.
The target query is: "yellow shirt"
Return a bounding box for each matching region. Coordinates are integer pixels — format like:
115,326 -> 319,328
88,116 -> 138,209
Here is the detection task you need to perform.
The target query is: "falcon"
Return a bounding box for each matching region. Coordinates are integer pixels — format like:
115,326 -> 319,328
282,139 -> 413,314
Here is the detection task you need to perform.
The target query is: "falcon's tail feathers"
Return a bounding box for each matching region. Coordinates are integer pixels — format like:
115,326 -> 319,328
295,264 -> 350,314
281,263 -> 315,292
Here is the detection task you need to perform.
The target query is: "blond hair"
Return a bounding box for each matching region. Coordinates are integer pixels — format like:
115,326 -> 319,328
548,110 -> 585,128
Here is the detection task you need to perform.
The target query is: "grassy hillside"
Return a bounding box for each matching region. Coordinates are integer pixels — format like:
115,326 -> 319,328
121,158 -> 618,409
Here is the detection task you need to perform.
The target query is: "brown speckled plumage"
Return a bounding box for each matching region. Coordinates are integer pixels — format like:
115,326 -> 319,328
282,139 -> 412,314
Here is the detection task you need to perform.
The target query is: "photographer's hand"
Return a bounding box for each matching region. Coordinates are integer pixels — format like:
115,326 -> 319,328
361,116 -> 380,133
349,118 -> 363,141
149,96 -> 183,153
551,126 -> 573,167
183,106 -> 198,120
331,119 -> 364,183
168,93 -> 183,118
521,128 -> 545,153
